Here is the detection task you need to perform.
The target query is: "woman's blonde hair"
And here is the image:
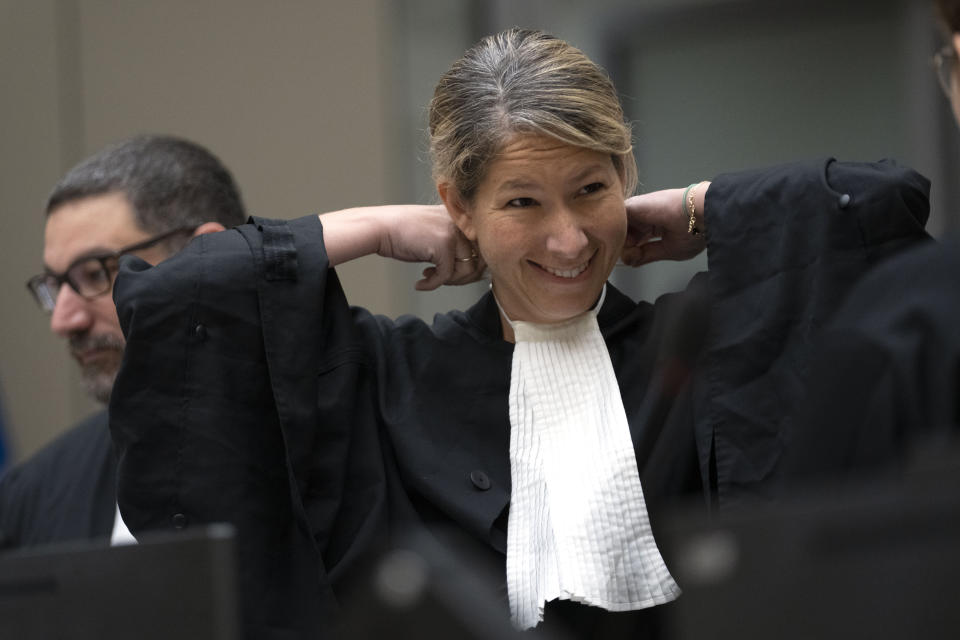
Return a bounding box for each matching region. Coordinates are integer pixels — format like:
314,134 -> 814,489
429,28 -> 638,202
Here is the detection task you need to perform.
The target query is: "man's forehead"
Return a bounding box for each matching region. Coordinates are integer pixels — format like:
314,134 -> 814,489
42,192 -> 146,272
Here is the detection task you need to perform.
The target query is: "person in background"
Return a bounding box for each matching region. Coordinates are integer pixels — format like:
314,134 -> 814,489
779,0 -> 960,482
937,0 -> 960,124
0,135 -> 246,549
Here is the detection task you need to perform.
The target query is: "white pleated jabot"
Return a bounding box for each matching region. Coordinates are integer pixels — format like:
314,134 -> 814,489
496,286 -> 680,630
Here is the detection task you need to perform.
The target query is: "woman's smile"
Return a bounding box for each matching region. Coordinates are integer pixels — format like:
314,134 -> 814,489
529,251 -> 595,280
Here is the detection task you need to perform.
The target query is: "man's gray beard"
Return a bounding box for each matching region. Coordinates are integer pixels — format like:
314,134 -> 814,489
69,334 -> 125,405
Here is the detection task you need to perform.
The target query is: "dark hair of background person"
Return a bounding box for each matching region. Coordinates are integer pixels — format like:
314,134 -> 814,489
937,0 -> 960,32
45,135 -> 247,253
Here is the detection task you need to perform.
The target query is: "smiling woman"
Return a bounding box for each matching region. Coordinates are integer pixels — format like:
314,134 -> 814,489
109,28 -> 931,639
446,135 -> 628,333
429,30 -> 634,336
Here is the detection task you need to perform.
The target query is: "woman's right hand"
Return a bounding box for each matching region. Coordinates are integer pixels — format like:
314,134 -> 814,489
319,205 -> 485,290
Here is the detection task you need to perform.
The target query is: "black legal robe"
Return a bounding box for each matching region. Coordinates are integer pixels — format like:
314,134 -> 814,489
0,411 -> 116,549
110,158 -> 929,638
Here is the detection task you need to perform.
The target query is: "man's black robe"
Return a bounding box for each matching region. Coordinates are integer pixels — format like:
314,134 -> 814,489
0,411 -> 116,549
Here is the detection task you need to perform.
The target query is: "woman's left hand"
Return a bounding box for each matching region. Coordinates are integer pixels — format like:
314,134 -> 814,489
621,183 -> 710,266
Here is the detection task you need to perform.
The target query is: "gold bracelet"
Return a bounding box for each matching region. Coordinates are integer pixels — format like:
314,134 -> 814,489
686,181 -> 702,235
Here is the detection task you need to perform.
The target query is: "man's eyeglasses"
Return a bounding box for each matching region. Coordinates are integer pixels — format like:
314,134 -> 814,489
934,44 -> 958,99
26,226 -> 195,312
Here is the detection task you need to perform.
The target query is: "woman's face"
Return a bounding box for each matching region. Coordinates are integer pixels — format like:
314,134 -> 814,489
444,134 -> 627,327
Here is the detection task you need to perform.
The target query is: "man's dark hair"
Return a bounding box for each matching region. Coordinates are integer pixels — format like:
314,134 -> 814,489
46,135 -> 247,252
937,0 -> 960,33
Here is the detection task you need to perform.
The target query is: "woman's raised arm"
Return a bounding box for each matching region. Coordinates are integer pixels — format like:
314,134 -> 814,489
319,204 -> 485,290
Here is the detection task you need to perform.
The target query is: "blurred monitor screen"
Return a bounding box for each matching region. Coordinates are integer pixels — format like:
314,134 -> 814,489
659,469 -> 960,640
0,525 -> 239,640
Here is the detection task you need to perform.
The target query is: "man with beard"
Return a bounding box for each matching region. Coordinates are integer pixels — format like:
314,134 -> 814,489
0,135 -> 246,548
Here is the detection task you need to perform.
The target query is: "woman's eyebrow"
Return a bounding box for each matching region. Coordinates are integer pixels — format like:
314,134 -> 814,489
567,163 -> 610,184
496,164 -> 611,193
496,179 -> 539,193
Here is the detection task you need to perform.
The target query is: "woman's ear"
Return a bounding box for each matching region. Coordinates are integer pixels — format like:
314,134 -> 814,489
193,221 -> 226,236
437,182 -> 476,241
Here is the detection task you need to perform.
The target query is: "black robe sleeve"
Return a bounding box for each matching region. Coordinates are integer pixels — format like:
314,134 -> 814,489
697,158 -> 930,508
111,214 -> 358,639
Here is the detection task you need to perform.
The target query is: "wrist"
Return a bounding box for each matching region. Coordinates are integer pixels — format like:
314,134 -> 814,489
695,181 -> 710,234
318,206 -> 387,266
681,181 -> 711,236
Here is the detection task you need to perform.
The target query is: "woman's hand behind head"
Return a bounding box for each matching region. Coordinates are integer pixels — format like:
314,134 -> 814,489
319,204 -> 485,290
376,205 -> 487,291
622,185 -> 709,267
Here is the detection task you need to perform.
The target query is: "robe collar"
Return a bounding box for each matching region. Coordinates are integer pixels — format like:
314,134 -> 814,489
462,281 -> 639,344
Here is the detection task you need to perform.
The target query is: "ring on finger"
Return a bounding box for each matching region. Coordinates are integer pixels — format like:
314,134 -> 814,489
456,248 -> 479,263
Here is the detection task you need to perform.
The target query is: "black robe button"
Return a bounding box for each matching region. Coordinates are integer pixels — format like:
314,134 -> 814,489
470,470 -> 491,491
194,323 -> 208,341
171,513 -> 188,529
838,193 -> 851,209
